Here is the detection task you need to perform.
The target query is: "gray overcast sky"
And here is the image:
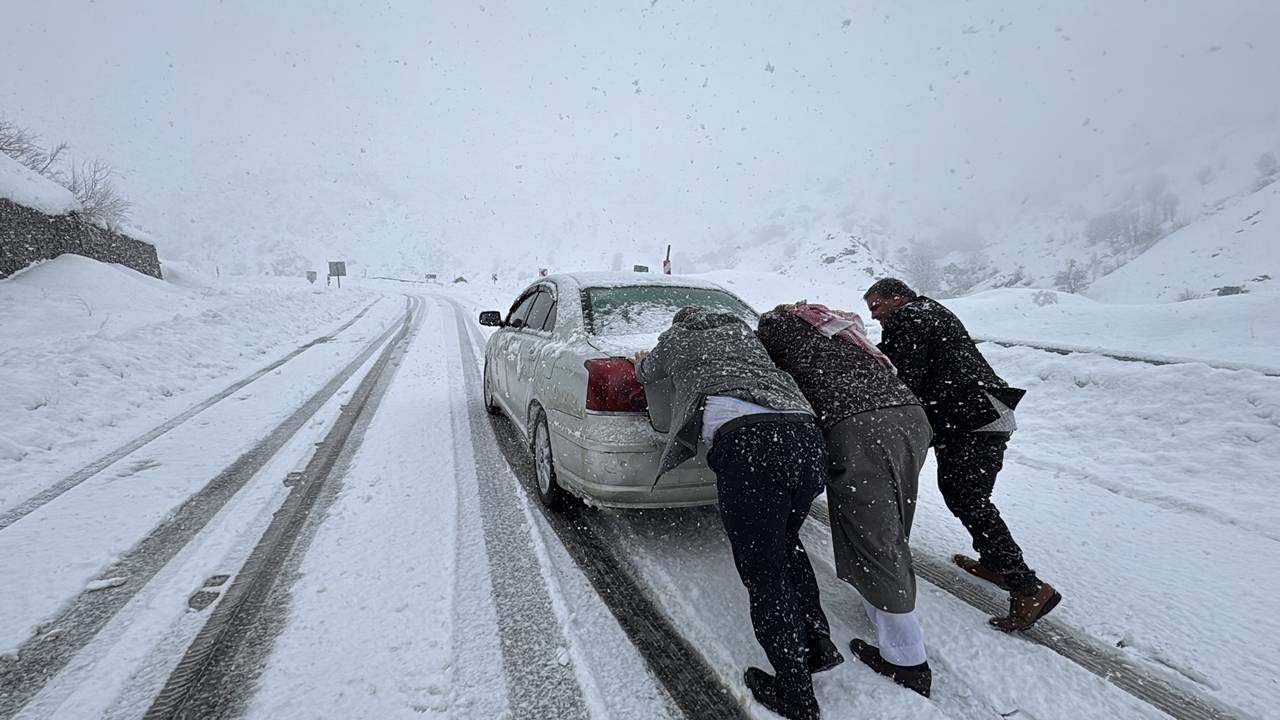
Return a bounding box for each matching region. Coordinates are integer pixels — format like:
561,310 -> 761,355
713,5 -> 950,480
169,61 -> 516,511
3,0 -> 1278,267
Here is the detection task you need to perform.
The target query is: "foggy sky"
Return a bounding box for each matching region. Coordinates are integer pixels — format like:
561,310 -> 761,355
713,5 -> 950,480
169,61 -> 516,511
3,0 -> 1278,269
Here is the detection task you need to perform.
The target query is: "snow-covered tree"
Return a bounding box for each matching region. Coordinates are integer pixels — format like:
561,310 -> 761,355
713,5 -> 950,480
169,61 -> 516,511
1054,260 -> 1089,293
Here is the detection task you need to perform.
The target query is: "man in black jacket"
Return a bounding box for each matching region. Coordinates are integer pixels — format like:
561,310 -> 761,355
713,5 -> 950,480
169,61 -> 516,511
863,278 -> 1061,631
633,307 -> 838,720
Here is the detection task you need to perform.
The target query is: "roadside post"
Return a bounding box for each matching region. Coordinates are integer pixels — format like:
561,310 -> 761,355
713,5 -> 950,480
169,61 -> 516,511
663,244 -> 672,275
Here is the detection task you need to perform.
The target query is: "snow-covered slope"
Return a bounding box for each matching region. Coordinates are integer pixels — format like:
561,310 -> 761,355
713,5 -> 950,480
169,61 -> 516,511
0,153 -> 78,215
1088,183 -> 1279,302
683,198 -> 905,292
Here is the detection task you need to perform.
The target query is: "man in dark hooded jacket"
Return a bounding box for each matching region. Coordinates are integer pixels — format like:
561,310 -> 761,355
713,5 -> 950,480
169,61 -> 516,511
634,306 -> 837,720
864,278 -> 1060,632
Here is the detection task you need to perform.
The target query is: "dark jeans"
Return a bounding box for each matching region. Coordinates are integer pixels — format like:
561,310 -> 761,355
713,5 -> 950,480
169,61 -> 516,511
935,433 -> 1040,594
709,419 -> 830,698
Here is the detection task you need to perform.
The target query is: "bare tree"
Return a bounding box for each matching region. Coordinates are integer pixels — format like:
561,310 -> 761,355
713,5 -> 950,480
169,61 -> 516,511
1158,192 -> 1180,224
66,158 -> 132,229
0,118 -> 68,179
1053,260 -> 1089,293
0,119 -> 41,162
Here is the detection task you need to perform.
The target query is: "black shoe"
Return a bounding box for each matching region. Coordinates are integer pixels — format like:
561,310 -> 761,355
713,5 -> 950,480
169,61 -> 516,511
849,638 -> 932,698
808,636 -> 844,674
744,667 -> 821,720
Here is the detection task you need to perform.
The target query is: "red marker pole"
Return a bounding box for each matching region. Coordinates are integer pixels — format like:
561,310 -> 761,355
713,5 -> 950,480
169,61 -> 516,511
662,244 -> 672,275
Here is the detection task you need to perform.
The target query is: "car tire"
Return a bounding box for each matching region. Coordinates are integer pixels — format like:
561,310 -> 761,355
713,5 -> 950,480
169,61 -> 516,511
532,409 -> 564,510
483,360 -> 501,416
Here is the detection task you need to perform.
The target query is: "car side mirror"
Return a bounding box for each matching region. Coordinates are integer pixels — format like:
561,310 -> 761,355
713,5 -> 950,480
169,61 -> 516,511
479,311 -> 504,327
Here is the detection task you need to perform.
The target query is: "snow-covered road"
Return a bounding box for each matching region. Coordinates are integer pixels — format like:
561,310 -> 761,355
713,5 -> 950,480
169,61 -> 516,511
3,267 -> 1276,719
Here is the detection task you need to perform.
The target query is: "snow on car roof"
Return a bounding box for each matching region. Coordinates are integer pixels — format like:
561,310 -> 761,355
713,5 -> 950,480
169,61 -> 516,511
546,271 -> 727,290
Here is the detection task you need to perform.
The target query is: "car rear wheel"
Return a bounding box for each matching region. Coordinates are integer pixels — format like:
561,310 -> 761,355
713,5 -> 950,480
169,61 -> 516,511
532,410 -> 564,510
483,360 -> 501,415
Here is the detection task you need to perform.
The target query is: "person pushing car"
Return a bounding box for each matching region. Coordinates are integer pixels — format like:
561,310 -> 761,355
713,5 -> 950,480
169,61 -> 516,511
633,306 -> 839,720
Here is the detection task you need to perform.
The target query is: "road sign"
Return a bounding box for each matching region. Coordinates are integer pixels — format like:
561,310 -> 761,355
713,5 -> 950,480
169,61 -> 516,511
328,261 -> 347,288
306,271 -> 317,284
662,244 -> 672,275
633,264 -> 649,273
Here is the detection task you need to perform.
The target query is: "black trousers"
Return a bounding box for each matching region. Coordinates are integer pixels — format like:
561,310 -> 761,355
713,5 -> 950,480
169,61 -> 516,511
934,433 -> 1040,594
709,419 -> 830,697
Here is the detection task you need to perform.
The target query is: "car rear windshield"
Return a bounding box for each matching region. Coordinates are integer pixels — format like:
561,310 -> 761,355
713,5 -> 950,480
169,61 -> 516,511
581,285 -> 757,336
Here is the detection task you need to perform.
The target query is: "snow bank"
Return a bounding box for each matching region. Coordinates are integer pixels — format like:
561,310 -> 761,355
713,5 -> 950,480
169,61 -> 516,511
0,254 -> 185,342
0,153 -> 78,215
687,272 -> 1280,372
157,258 -> 216,289
949,287 -> 1280,371
0,256 -> 380,495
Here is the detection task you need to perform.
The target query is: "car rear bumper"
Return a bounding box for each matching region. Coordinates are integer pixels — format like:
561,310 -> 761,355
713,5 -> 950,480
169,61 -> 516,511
548,409 -> 717,509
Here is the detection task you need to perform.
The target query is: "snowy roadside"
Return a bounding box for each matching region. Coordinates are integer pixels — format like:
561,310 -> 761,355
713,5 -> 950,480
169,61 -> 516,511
908,344 -> 1280,718
0,256 -> 384,507
692,269 -> 1280,371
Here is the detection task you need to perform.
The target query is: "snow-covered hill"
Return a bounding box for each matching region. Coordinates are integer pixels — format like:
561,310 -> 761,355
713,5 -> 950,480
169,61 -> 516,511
681,122 -> 1280,304
1088,182 -> 1278,302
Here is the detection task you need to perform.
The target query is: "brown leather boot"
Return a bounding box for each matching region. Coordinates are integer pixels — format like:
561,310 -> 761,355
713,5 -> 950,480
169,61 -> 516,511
952,554 -> 1010,590
990,582 -> 1061,631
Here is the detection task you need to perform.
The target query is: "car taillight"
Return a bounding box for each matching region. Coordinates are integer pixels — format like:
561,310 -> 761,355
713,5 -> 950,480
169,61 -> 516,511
584,358 -> 649,412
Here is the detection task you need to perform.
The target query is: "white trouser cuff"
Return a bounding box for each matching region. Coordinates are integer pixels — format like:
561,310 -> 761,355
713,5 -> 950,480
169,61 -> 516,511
862,599 -> 928,667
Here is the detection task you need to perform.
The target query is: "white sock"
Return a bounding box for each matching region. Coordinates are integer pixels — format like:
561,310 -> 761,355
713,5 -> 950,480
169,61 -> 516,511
861,598 -> 928,667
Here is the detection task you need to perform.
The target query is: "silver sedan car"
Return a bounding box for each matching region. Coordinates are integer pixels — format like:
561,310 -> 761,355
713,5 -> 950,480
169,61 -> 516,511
479,272 -> 758,509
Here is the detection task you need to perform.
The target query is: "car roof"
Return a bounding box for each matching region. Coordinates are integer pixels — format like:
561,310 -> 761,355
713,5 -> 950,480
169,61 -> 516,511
539,271 -> 728,291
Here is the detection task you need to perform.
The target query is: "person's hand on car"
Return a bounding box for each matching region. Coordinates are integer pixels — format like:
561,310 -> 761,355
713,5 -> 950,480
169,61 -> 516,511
632,350 -> 650,367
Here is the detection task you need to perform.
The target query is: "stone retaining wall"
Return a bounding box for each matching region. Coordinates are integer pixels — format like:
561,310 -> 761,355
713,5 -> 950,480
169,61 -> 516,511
0,198 -> 161,279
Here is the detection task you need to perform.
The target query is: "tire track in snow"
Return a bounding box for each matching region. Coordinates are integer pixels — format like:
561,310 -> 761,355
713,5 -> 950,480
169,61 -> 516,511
444,296 -> 745,720
807,501 -> 1247,720
142,297 -> 422,720
0,297 -> 383,531
443,297 -> 592,720
0,299 -> 406,720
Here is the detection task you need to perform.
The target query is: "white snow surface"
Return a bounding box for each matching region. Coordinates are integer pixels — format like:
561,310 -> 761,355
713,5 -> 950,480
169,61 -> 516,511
3,267 -> 1279,717
0,255 -> 381,505
0,153 -> 78,215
